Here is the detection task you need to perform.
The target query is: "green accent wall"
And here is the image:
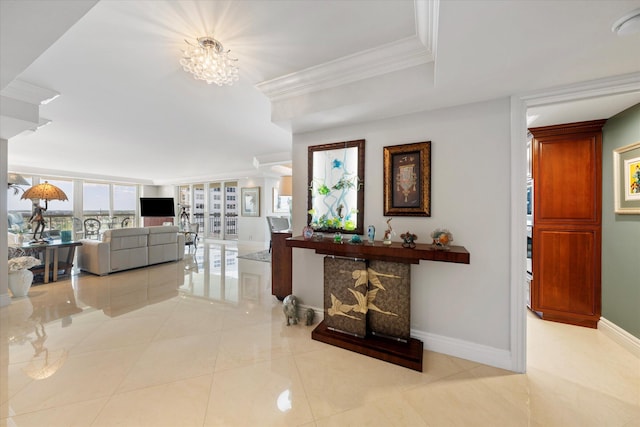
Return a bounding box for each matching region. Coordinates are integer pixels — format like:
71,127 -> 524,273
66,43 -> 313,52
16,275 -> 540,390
602,103 -> 640,338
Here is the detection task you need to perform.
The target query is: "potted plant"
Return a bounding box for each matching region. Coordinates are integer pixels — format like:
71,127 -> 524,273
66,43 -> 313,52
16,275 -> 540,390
7,256 -> 41,297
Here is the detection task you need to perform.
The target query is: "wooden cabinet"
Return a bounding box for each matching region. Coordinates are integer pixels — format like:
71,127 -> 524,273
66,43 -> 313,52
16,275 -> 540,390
530,120 -> 605,328
271,231 -> 292,300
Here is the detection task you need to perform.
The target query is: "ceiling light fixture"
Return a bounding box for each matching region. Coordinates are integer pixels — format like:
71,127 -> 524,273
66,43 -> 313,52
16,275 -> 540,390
612,8 -> 640,36
179,36 -> 239,86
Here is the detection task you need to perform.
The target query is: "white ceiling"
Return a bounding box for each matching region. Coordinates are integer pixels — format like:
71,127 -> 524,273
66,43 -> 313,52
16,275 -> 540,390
2,0 -> 640,184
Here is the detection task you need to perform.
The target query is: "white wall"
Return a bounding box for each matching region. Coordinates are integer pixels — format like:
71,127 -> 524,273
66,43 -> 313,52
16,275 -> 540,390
237,177 -> 271,244
1,139 -> 9,306
291,98 -> 513,366
141,185 -> 173,198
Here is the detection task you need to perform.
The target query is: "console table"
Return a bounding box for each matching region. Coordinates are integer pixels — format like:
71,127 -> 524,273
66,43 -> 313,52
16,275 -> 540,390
271,231 -> 292,300
286,236 -> 470,371
19,240 -> 83,283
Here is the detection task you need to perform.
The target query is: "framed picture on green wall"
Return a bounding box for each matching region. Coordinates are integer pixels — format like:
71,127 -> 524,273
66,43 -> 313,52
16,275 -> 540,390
613,141 -> 640,214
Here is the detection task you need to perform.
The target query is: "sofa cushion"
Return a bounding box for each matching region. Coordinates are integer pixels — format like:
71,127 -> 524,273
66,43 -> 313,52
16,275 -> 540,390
111,247 -> 148,272
147,226 -> 179,246
103,228 -> 149,251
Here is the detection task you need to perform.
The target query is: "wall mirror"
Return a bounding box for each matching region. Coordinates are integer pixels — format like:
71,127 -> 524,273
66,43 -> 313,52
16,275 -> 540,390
307,139 -> 365,234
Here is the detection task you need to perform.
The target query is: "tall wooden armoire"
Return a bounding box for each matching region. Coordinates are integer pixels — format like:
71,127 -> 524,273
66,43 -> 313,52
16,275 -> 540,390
529,120 -> 606,328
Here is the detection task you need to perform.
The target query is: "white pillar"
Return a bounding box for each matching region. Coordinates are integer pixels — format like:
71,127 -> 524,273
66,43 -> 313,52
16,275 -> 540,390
1,138 -> 10,306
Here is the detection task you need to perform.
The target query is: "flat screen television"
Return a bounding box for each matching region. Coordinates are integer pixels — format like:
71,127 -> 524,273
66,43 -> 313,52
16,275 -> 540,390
140,197 -> 175,217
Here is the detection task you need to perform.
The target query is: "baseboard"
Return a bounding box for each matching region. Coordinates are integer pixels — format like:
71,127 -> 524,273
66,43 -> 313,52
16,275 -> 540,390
0,293 -> 12,307
411,328 -> 513,371
298,309 -> 514,371
598,317 -> 640,358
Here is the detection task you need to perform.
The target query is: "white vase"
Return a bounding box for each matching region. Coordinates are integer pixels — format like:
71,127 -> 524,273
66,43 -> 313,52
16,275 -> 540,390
8,270 -> 34,297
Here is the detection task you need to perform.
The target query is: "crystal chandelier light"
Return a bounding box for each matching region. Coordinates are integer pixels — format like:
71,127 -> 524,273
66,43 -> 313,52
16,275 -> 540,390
179,36 -> 239,86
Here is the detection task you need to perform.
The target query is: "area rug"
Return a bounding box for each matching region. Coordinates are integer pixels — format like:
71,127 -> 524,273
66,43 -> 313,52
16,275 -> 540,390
237,250 -> 271,263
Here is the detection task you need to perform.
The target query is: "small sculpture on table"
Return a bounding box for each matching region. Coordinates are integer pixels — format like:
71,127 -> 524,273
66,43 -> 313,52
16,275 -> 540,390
367,225 -> 376,244
401,231 -> 417,248
383,218 -> 393,245
431,228 -> 453,250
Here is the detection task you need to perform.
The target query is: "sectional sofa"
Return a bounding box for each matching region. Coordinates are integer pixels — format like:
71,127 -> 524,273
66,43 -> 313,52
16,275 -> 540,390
77,225 -> 185,276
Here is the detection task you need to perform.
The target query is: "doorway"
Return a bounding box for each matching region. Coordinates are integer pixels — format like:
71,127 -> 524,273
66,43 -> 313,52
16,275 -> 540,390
509,75 -> 640,373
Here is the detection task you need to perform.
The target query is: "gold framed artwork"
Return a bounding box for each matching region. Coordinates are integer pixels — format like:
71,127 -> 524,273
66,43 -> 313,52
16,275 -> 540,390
383,141 -> 431,216
613,141 -> 640,214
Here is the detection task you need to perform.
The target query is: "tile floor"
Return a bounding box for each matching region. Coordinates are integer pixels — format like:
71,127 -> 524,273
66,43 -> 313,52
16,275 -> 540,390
1,241 -> 638,426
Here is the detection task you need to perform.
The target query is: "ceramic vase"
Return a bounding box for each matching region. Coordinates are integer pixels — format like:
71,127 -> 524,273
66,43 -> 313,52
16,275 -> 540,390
367,225 -> 375,244
17,234 -> 25,245
8,269 -> 33,297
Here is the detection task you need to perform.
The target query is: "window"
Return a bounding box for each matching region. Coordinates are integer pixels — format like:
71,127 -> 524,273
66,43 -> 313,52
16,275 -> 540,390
83,182 -> 110,220
7,176 -> 33,213
113,185 -> 136,212
114,184 -> 137,227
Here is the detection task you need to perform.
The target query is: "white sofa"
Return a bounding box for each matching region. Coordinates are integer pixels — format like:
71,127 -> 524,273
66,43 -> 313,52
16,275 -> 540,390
77,226 -> 185,276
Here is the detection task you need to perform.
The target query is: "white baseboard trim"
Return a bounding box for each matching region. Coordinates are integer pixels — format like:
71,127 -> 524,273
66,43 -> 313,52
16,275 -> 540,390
0,293 -> 12,307
598,317 -> 640,358
411,328 -> 513,371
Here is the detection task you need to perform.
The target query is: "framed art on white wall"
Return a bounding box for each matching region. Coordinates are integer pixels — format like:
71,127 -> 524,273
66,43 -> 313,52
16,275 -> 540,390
241,187 -> 260,217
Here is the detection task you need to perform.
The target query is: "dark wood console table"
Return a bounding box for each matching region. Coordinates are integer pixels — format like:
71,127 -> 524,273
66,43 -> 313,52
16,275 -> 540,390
271,231 -> 293,300
286,236 -> 470,264
286,235 -> 470,371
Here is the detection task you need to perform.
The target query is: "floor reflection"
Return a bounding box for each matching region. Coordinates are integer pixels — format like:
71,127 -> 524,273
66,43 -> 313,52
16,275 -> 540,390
2,241 -> 638,426
75,264 -> 182,318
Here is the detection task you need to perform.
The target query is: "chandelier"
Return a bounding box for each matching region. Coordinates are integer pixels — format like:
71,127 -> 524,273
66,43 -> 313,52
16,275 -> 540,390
179,36 -> 239,86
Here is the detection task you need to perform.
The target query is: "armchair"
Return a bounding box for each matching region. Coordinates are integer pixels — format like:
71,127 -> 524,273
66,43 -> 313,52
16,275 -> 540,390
184,223 -> 199,251
84,218 -> 101,239
266,216 -> 290,253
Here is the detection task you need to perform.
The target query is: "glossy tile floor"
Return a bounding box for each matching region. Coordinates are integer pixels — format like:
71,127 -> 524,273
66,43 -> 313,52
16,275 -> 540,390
2,241 -> 639,426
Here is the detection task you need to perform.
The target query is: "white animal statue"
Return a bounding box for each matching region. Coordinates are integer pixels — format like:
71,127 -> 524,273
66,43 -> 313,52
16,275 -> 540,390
283,294 -> 299,326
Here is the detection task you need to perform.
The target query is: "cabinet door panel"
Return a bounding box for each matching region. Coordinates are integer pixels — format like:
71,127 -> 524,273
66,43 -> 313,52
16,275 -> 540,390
533,228 -> 599,316
536,136 -> 600,223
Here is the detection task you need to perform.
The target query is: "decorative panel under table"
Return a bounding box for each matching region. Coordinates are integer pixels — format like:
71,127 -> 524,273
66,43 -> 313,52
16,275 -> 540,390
324,257 -> 367,338
367,260 -> 411,341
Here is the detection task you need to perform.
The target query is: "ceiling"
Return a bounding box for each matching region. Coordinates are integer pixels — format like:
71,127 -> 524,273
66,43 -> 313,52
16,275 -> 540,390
2,0 -> 640,184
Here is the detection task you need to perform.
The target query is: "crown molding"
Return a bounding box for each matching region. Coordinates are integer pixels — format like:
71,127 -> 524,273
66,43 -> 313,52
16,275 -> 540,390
0,79 -> 60,105
520,72 -> 640,107
256,36 -> 433,102
256,1 -> 438,102
7,165 -> 154,185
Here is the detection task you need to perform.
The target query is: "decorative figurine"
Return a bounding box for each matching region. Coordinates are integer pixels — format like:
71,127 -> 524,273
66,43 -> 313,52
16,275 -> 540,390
333,232 -> 343,243
383,218 -> 393,245
349,234 -> 362,244
401,231 -> 417,248
304,308 -> 315,326
302,225 -> 314,240
283,295 -> 299,326
367,225 -> 376,244
29,200 -> 47,242
431,228 -> 453,250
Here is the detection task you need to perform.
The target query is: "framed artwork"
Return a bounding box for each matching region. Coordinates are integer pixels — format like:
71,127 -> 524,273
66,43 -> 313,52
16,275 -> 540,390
383,141 -> 431,216
272,188 -> 291,214
241,187 -> 260,217
613,141 -> 640,214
